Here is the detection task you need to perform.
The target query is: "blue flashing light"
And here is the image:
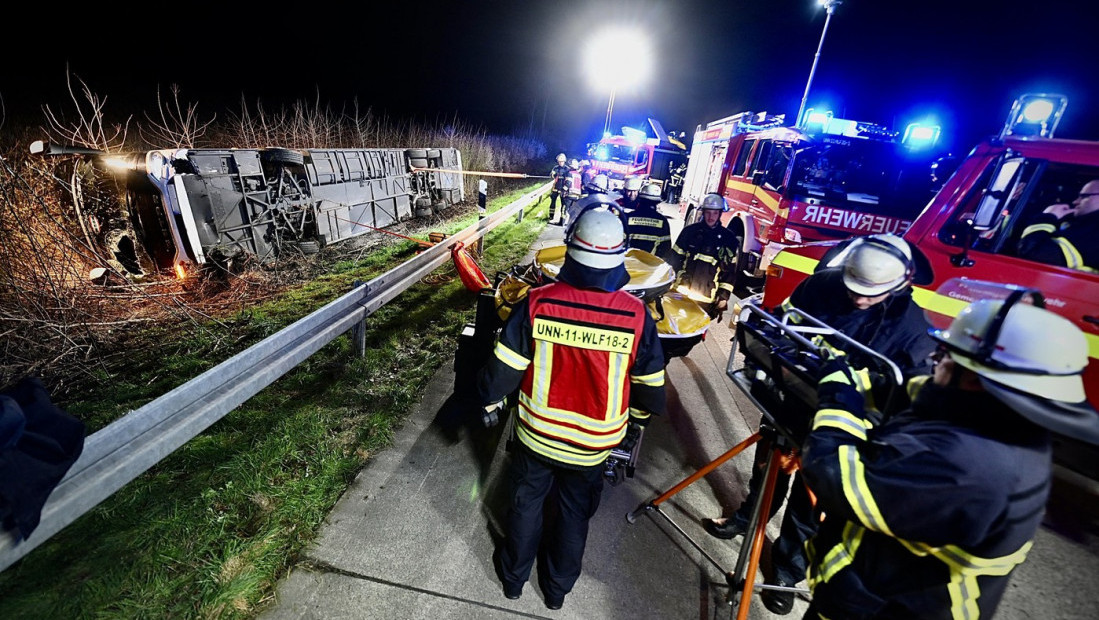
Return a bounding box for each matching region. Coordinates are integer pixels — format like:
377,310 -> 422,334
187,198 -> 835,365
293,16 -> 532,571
1001,93 -> 1068,139
595,146 -> 610,161
602,131 -> 612,139
1021,99 -> 1055,123
801,108 -> 834,133
902,123 -> 941,148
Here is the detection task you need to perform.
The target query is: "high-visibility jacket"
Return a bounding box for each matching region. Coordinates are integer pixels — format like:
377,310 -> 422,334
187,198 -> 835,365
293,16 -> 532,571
550,164 -> 571,195
800,369 -> 1052,620
667,221 -> 739,303
1017,209 -> 1098,272
478,280 -> 666,468
625,205 -> 674,264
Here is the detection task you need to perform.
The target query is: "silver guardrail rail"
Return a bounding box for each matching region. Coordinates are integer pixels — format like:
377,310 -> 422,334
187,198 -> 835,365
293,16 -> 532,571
0,183 -> 551,572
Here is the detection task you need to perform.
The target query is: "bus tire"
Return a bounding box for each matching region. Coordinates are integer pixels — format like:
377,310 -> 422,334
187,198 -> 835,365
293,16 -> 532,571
406,148 -> 429,159
261,148 -> 304,166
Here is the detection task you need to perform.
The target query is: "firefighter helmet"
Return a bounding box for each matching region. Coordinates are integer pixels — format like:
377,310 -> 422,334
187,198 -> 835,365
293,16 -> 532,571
569,158 -> 579,170
565,197 -> 627,269
639,183 -> 662,203
929,293 -> 1099,443
840,234 -> 915,297
931,297 -> 1088,403
587,174 -> 609,193
556,153 -> 567,164
624,176 -> 644,192
700,193 -> 728,212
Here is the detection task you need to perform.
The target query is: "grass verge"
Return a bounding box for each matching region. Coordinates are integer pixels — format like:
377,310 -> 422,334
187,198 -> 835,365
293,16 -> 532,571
0,184 -> 548,619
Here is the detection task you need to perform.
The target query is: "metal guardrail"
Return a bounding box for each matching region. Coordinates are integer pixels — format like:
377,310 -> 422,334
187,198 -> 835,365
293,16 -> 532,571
0,183 -> 551,572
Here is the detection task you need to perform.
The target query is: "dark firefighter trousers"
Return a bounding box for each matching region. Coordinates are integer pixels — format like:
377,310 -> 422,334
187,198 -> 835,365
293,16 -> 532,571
729,441 -> 816,586
500,447 -> 604,599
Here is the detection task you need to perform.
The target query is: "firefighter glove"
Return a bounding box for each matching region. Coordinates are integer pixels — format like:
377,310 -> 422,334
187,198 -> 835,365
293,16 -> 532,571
481,401 -> 505,428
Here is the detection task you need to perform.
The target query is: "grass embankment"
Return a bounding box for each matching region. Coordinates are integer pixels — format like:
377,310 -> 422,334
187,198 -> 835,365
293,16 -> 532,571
0,185 -> 548,618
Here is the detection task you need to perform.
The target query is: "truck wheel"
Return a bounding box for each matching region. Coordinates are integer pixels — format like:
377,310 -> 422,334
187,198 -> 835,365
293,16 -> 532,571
405,148 -> 429,159
426,148 -> 442,159
261,148 -> 304,166
684,206 -> 697,226
409,158 -> 429,169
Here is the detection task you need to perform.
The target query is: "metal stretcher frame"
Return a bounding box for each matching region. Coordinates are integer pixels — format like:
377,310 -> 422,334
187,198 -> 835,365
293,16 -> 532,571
629,298 -> 903,619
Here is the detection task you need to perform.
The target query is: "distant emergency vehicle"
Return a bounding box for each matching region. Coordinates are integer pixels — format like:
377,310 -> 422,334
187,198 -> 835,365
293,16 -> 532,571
588,119 -> 688,191
759,94 -> 1099,480
679,109 -> 948,292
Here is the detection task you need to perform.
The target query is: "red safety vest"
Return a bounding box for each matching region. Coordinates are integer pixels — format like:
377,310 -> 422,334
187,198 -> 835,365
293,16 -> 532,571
516,282 -> 648,467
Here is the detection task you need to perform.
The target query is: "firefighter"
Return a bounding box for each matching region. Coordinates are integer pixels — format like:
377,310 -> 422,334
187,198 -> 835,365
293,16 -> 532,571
664,161 -> 687,203
667,193 -> 739,319
702,233 -> 935,615
800,295 -> 1099,619
579,159 -> 595,188
1016,178 -> 1099,272
564,174 -> 615,227
547,153 -> 571,225
477,198 -> 666,611
618,176 -> 644,212
625,182 -> 673,263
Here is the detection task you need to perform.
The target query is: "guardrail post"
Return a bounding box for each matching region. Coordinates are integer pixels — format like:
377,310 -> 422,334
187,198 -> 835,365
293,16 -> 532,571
351,280 -> 367,357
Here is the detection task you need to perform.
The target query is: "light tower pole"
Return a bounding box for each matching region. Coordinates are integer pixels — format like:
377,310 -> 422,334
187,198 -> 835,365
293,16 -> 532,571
796,0 -> 842,127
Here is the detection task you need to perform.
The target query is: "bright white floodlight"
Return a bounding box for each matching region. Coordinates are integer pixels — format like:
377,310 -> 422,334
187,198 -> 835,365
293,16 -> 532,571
584,28 -> 652,136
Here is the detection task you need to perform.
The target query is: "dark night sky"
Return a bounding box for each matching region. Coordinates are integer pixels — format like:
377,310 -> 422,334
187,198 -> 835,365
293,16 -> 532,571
3,0 -> 1095,158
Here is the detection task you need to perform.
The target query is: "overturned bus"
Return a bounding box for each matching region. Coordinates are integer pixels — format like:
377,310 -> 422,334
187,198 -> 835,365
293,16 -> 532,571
31,142 -> 465,278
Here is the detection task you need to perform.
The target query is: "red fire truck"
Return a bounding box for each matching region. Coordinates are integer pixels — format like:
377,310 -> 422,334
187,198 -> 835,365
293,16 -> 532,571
758,93 -> 1099,479
588,119 -> 688,191
679,109 -> 948,293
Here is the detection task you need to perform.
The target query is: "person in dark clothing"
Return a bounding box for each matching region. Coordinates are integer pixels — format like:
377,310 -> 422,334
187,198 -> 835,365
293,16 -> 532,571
703,233 -> 936,614
617,176 -> 643,212
478,197 -> 666,611
801,294 -> 1099,619
667,193 -> 739,320
624,182 -> 674,263
0,376 -> 85,541
547,153 -> 571,225
1016,178 -> 1099,272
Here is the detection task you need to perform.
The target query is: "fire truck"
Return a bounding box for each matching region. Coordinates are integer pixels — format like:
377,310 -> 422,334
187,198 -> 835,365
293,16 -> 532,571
679,109 -> 948,293
759,93 -> 1099,480
588,118 -> 688,191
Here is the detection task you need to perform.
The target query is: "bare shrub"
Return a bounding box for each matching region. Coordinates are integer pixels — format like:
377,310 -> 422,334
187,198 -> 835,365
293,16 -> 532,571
139,84 -> 216,149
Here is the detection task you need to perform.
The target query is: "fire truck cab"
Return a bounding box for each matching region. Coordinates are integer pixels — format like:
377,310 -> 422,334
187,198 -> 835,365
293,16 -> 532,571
760,93 -> 1099,480
588,119 -> 688,191
680,109 -> 947,293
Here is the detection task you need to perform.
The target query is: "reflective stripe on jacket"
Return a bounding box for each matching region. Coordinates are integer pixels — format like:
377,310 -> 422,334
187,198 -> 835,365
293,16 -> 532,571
801,372 -> 1052,619
667,222 -> 738,302
479,281 -> 666,468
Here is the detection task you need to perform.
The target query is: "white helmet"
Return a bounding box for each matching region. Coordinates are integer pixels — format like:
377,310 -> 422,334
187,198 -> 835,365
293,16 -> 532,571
569,158 -> 579,170
624,176 -> 643,192
556,153 -> 567,164
588,174 -> 609,193
931,298 -> 1088,403
639,183 -> 662,203
700,193 -> 728,211
565,201 -> 627,269
841,234 -> 913,297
